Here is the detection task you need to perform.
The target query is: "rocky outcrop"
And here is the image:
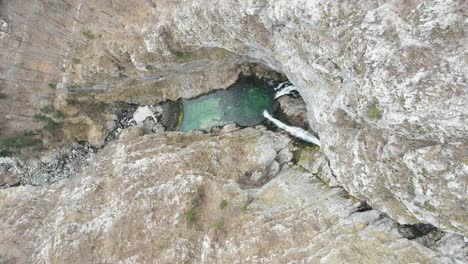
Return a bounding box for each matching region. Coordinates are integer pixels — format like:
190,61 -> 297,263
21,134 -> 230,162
138,0 -> 467,236
0,127 -> 465,263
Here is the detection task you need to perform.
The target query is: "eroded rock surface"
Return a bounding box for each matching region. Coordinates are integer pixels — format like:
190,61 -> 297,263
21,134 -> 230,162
0,0 -> 466,256
0,127 -> 465,263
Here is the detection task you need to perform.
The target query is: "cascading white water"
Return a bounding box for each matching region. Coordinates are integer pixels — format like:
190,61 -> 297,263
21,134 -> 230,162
274,81 -> 298,99
263,110 -> 321,146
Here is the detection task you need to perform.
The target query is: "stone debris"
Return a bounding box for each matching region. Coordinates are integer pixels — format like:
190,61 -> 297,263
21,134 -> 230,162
0,143 -> 97,186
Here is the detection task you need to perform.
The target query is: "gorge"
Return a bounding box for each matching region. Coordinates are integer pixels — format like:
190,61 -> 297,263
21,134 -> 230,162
0,0 -> 466,263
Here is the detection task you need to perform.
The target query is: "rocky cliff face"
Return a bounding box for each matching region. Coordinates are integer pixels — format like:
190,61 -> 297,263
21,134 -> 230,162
0,0 -> 466,262
137,0 -> 466,236
0,127 -> 465,263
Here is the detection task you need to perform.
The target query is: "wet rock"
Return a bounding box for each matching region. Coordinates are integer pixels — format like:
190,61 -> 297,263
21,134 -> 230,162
277,96 -> 309,130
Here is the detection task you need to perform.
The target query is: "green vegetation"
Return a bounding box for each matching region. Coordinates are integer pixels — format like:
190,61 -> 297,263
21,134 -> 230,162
219,199 -> 228,209
186,208 -> 196,222
48,83 -> 56,89
33,114 -> 62,131
0,92 -> 7,100
367,107 -> 383,120
52,110 -> 65,119
213,218 -> 224,231
33,105 -> 65,132
398,96 -> 405,106
186,186 -> 205,223
71,58 -> 81,64
40,105 -> 55,114
174,51 -> 192,60
0,134 -> 41,156
40,105 -> 65,119
241,202 -> 249,213
176,103 -> 184,131
0,149 -> 13,157
81,30 -> 94,40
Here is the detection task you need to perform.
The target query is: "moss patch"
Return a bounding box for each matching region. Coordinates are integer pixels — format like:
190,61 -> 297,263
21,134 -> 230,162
0,133 -> 42,156
71,58 -> 81,64
219,199 -> 228,209
81,30 -> 94,40
186,186 -> 205,224
367,107 -> 383,120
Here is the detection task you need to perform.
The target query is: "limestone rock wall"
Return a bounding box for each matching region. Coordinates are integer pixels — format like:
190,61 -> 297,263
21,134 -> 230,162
0,0 -> 466,238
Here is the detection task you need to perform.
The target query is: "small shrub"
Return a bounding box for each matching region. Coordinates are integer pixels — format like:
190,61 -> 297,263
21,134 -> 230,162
33,113 -> 63,131
186,208 -> 196,222
81,30 -> 94,40
43,120 -> 62,131
0,149 -> 13,157
219,199 -> 228,210
71,58 -> 81,64
52,110 -> 65,119
0,134 -> 41,149
23,130 -> 39,136
174,51 -> 191,60
48,83 -> 56,89
367,107 -> 383,120
398,96 -> 405,106
0,92 -> 7,100
186,187 -> 205,223
33,113 -> 49,123
213,219 -> 224,230
40,105 -> 55,114
241,203 -> 249,213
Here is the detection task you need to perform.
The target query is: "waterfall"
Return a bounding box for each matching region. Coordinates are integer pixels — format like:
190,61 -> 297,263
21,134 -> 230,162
274,81 -> 298,99
263,110 -> 321,146
274,81 -> 290,91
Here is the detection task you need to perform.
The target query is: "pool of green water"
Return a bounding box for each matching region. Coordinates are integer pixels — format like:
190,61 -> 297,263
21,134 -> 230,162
179,77 -> 277,132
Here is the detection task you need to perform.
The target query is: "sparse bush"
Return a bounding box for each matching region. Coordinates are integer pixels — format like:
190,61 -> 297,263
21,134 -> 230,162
81,30 -> 94,40
40,105 -> 55,114
43,120 -> 62,131
186,187 -> 205,223
186,208 -> 196,222
71,58 -> 81,64
48,83 -> 56,89
213,219 -> 224,230
174,51 -> 191,60
367,107 -> 383,120
241,203 -> 249,213
219,199 -> 228,209
33,113 -> 49,123
0,149 -> 13,157
33,113 -> 63,131
0,92 -> 7,100
52,110 -> 65,119
0,134 -> 41,150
